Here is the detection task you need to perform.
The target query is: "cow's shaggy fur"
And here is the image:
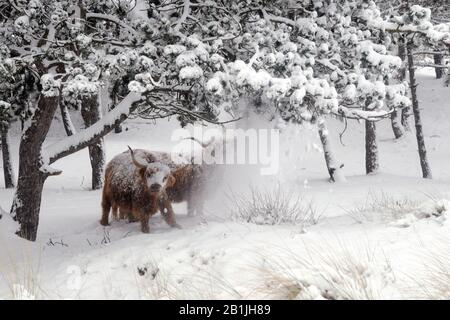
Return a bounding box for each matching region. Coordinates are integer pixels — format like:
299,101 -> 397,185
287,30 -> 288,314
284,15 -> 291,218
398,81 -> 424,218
100,149 -> 177,233
161,163 -> 212,216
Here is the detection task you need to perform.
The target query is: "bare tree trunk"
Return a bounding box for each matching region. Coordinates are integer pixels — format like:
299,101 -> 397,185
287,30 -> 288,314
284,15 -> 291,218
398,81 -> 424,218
60,101 -> 76,136
365,99 -> 379,174
445,67 -> 450,87
398,35 -> 411,131
11,95 -> 60,241
387,74 -> 404,139
88,141 -> 105,190
0,122 -> 15,188
434,53 -> 444,79
365,120 -> 379,174
390,110 -> 404,139
111,77 -> 129,134
80,95 -> 105,190
407,39 -> 433,179
317,118 -> 346,182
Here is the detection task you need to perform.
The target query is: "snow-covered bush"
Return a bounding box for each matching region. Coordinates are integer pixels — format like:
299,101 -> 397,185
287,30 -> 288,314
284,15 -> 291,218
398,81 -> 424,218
227,185 -> 322,227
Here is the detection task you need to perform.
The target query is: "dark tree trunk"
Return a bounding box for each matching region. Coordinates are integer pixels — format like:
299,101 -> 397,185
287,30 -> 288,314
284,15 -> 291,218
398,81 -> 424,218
407,39 -> 433,179
387,75 -> 404,139
390,110 -> 404,139
365,99 -> 379,175
446,67 -> 450,87
11,95 -> 60,241
434,53 -> 444,79
401,106 -> 411,131
88,141 -> 105,190
317,118 -> 346,182
60,101 -> 76,136
398,35 -> 411,131
77,1 -> 104,190
1,122 -> 15,188
111,78 -> 128,134
80,95 -> 105,190
365,120 -> 379,174
398,36 -> 407,80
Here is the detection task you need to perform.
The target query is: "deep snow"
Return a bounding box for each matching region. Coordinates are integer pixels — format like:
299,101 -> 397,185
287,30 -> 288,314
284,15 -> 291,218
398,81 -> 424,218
0,68 -> 449,299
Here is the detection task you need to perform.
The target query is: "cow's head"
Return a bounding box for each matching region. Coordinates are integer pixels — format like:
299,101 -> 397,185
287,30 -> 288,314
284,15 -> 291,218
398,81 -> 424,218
128,147 -> 175,195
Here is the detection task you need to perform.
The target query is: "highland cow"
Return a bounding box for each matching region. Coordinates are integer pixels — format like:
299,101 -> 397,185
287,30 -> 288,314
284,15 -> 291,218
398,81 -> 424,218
100,147 -> 178,233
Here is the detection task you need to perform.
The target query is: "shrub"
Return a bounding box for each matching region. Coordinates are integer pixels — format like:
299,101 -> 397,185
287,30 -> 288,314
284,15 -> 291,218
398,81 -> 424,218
227,185 -> 322,227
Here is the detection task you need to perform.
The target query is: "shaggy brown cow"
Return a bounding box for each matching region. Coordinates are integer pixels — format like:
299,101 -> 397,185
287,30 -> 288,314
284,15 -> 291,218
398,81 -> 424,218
100,147 -> 178,233
111,136 -> 224,221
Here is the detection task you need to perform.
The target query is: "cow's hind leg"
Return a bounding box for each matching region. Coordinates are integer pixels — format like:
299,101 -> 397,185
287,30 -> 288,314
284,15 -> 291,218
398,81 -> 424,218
100,197 -> 111,226
112,204 -> 119,221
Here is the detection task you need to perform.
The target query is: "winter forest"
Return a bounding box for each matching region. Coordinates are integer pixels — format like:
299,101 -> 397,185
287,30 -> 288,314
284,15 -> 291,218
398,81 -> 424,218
0,0 -> 449,300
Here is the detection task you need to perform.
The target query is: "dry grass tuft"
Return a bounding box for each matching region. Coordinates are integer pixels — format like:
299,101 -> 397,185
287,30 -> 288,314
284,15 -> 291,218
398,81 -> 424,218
343,191 -> 421,224
227,185 -> 323,227
250,241 -> 398,300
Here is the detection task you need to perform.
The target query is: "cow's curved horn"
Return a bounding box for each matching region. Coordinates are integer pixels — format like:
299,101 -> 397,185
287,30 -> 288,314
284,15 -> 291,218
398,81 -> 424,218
128,146 -> 147,169
183,136 -> 215,148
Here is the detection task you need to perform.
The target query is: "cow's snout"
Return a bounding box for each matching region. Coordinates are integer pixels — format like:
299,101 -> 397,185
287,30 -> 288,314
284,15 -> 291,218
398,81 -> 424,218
150,183 -> 162,192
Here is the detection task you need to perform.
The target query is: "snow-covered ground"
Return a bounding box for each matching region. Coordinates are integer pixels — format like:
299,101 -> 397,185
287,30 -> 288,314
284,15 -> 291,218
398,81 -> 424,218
0,69 -> 449,299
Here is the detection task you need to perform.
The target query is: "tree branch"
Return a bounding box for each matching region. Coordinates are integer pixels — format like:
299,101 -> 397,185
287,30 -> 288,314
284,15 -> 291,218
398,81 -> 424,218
334,106 -> 395,121
86,12 -> 140,37
45,92 -> 142,164
174,0 -> 190,31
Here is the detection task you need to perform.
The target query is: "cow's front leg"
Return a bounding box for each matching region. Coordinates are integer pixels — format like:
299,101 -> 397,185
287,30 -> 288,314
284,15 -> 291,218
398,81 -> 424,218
139,211 -> 150,233
160,198 -> 181,229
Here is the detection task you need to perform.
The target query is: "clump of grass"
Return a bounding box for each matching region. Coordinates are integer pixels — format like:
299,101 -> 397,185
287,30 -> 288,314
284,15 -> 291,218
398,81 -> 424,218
420,254 -> 450,299
344,191 -> 421,224
226,185 -> 323,227
409,238 -> 450,299
0,245 -> 44,299
251,241 -> 397,300
135,258 -> 242,299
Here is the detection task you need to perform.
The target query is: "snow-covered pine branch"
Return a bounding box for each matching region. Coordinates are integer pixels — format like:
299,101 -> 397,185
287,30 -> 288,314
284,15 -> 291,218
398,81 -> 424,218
362,4 -> 450,47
